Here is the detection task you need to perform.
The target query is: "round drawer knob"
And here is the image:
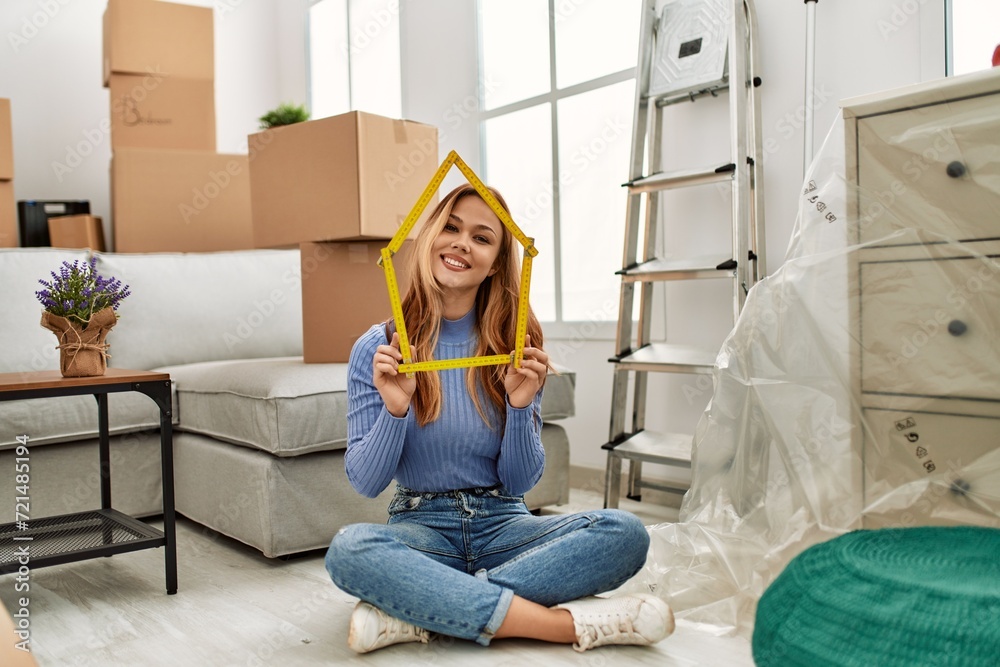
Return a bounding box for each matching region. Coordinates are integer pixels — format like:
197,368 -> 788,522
946,161 -> 966,178
948,319 -> 968,336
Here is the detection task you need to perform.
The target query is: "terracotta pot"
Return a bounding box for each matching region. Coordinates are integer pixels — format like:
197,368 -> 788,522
40,307 -> 118,377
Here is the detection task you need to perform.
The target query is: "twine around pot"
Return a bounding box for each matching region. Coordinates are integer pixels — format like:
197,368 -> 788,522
40,307 -> 118,377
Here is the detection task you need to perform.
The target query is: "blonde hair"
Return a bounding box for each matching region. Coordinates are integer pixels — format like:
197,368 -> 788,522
396,184 -> 545,428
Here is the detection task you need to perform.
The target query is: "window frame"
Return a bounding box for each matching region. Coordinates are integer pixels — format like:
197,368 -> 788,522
476,0 -> 636,337
306,0 -> 402,120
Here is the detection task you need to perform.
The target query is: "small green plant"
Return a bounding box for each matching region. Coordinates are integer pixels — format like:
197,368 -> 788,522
258,103 -> 311,129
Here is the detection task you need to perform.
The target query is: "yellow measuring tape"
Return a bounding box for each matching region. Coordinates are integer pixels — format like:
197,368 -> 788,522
379,150 -> 537,374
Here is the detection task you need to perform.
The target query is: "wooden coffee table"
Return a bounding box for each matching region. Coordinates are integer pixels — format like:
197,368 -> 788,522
0,369 -> 177,594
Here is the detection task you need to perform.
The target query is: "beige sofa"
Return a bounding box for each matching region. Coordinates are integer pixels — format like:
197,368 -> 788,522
0,248 -> 574,557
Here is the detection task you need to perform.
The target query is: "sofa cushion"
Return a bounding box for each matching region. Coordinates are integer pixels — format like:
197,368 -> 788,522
1,248 -> 92,374
163,357 -> 348,456
542,365 -> 576,420
95,250 -> 303,371
162,356 -> 576,457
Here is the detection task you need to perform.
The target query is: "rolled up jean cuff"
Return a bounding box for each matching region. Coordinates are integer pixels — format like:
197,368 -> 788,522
476,570 -> 514,646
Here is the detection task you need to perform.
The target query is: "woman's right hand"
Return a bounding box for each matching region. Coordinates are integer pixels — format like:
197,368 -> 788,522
373,331 -> 417,418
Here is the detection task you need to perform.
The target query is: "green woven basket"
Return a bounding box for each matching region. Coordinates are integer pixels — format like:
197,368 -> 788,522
753,526 -> 1000,667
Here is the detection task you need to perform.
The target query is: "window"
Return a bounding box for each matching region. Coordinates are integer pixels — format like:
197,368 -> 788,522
479,0 -> 641,325
949,0 -> 1000,75
308,0 -> 402,120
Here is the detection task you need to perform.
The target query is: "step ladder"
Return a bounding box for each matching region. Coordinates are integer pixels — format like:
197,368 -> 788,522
602,0 -> 765,508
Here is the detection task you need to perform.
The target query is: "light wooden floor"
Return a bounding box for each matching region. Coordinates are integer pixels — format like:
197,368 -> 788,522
1,489 -> 754,666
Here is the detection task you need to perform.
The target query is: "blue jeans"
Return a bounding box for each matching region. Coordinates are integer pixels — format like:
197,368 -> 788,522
325,485 -> 650,646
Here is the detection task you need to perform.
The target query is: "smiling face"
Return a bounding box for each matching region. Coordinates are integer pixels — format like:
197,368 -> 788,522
430,194 -> 505,303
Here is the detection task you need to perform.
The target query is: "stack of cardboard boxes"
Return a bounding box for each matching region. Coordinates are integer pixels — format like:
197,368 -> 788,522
0,99 -> 14,247
105,0 -> 252,252
3,96 -> 101,250
248,111 -> 440,362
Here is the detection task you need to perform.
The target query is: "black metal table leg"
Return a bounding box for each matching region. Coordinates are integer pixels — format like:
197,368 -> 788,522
96,393 -> 112,510
134,379 -> 177,595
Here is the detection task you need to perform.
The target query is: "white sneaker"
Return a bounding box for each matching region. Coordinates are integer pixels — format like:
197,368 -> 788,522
347,601 -> 431,653
555,594 -> 675,652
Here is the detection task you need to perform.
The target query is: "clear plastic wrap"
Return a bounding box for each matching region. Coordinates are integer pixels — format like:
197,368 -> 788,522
629,99 -> 1000,637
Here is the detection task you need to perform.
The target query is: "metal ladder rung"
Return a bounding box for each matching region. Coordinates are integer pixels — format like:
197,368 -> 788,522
649,83 -> 729,107
618,255 -> 736,282
603,430 -> 693,468
611,343 -> 716,373
625,163 -> 735,194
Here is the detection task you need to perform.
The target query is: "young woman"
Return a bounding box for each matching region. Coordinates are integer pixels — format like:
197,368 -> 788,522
325,183 -> 673,653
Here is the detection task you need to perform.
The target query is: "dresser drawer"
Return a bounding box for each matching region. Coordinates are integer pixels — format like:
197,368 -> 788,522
860,255 -> 1000,400
857,92 -> 1000,245
863,408 -> 1000,526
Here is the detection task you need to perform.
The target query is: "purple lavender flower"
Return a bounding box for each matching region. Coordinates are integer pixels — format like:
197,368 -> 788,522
35,258 -> 131,325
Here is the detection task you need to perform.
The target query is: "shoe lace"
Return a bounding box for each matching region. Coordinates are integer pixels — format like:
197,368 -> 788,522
580,611 -> 639,649
382,615 -> 426,643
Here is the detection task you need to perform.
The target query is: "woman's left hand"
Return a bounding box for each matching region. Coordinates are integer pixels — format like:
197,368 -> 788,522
505,334 -> 549,409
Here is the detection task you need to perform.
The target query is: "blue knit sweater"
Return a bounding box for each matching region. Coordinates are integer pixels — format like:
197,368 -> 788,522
344,310 -> 545,498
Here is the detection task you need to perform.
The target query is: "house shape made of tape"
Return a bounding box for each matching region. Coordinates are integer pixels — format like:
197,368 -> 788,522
379,150 -> 537,373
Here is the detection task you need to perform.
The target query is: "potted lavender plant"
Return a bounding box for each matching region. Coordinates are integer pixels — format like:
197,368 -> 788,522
36,257 -> 131,377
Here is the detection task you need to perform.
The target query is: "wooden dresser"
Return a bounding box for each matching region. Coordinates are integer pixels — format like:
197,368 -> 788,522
842,68 -> 1000,528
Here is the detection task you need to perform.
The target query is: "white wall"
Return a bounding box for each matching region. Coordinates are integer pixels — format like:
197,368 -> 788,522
1,0 -> 948,478
0,0 -> 285,248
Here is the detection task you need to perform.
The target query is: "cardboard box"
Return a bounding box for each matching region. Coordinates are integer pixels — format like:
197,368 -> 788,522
0,98 -> 12,180
110,74 -> 215,150
17,200 -> 91,247
103,0 -> 214,86
248,111 -> 439,248
0,181 -> 14,248
112,148 -> 253,253
301,240 -> 413,363
48,214 -> 107,251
